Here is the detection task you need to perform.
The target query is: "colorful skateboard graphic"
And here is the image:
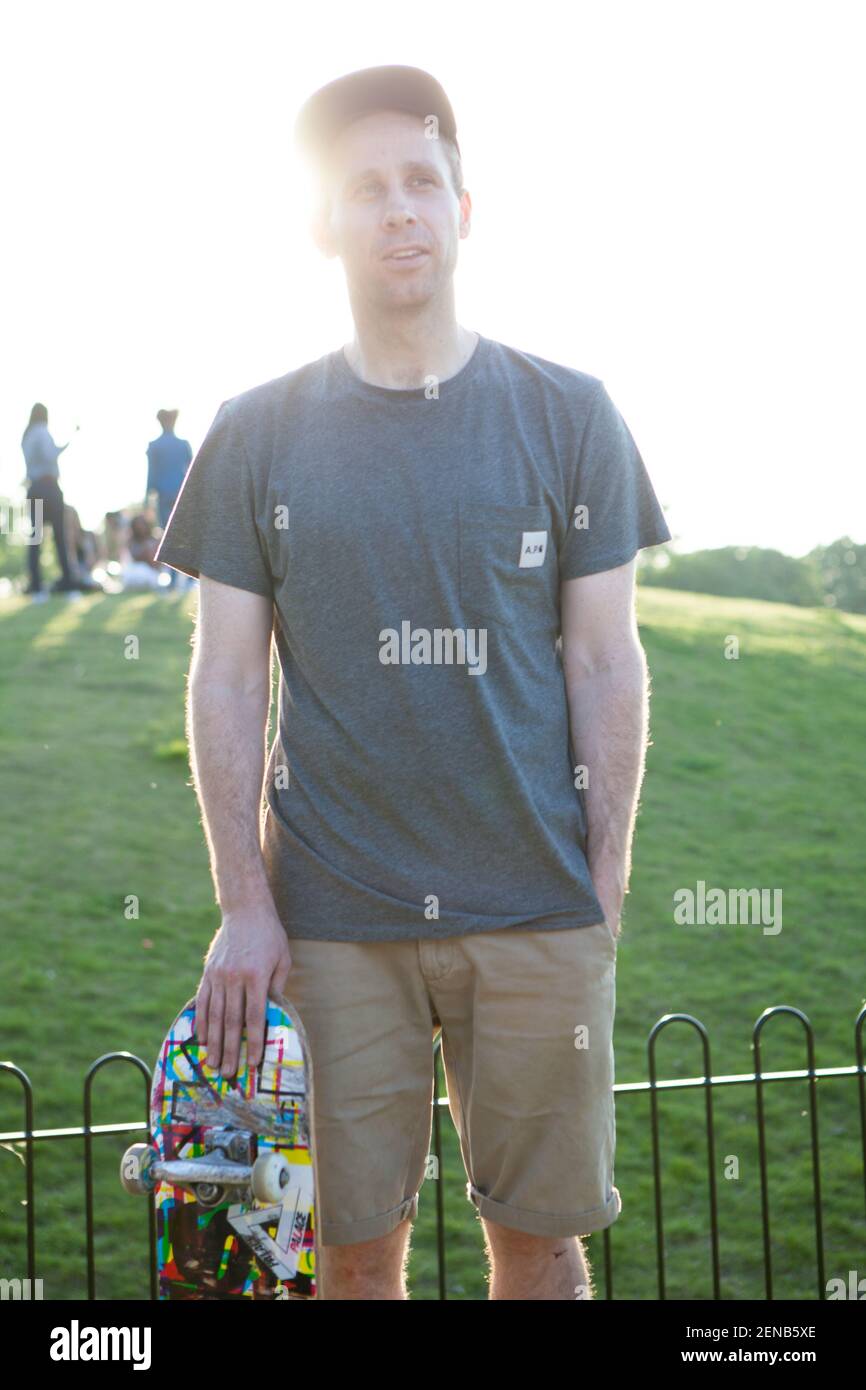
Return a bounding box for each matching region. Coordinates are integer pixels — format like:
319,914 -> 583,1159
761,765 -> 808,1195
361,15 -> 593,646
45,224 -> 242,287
121,995 -> 317,1299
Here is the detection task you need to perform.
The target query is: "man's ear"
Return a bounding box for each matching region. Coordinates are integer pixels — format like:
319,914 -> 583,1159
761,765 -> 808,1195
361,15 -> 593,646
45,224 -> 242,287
309,207 -> 339,260
458,188 -> 473,241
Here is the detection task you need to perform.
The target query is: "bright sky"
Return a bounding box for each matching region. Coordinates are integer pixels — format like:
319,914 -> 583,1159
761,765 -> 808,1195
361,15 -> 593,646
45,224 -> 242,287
2,0 -> 863,554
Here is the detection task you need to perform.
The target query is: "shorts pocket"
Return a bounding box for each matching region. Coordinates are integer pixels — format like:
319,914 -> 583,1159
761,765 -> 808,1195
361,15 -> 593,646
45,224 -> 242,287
591,920 -> 619,957
458,502 -> 552,627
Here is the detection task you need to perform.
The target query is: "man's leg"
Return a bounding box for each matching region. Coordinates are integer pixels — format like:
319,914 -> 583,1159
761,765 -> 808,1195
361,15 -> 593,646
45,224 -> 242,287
26,484 -> 42,591
428,923 -> 620,1302
279,937 -> 435,1300
481,1219 -> 594,1300
318,1217 -> 414,1300
46,481 -> 74,583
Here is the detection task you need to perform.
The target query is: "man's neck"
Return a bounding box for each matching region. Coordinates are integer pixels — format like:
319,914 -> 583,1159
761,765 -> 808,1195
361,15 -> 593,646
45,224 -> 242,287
342,321 -> 478,391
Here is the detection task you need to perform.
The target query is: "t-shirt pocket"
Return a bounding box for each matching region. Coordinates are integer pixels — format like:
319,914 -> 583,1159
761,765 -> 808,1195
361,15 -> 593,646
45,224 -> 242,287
458,502 -> 552,628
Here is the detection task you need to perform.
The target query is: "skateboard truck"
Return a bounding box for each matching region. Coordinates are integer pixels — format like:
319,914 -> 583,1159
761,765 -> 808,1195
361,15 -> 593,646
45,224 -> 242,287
121,1127 -> 294,1206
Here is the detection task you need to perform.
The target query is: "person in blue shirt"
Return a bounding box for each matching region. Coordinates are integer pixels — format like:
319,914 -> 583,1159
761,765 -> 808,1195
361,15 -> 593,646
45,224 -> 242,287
145,409 -> 192,589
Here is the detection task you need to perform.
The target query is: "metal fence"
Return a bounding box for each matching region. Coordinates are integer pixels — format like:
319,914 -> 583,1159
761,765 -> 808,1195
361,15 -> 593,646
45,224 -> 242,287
2,1003 -> 865,1300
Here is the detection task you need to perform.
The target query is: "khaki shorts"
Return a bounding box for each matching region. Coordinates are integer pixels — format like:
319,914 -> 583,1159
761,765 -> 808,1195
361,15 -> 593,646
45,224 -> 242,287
282,922 -> 621,1244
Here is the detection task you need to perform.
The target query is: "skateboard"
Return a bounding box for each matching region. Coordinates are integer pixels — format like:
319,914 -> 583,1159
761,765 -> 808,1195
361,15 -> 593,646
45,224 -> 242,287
121,994 -> 318,1300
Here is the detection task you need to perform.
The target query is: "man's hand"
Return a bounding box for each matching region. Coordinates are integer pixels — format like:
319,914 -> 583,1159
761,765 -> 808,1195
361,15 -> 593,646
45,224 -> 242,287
596,890 -> 624,942
195,901 -> 293,1077
590,856 -> 626,943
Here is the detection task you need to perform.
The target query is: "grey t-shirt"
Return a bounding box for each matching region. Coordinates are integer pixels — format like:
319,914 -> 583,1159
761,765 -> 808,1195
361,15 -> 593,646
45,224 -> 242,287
155,333 -> 671,942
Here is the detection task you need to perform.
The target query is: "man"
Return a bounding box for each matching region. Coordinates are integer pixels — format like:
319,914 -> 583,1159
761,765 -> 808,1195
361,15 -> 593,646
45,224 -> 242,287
155,65 -> 671,1301
146,408 -> 192,589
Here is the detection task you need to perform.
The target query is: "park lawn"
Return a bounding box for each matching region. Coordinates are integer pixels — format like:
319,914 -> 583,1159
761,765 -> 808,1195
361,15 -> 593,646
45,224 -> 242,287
0,584 -> 863,1300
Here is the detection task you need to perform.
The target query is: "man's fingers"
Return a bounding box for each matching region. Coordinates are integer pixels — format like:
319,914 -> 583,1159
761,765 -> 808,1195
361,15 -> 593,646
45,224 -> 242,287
195,978 -> 211,1045
221,982 -> 245,1077
245,981 -> 268,1071
206,982 -> 225,1069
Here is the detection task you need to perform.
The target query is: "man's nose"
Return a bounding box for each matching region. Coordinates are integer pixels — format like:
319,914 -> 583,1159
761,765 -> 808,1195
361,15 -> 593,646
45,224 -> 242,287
383,202 -> 417,226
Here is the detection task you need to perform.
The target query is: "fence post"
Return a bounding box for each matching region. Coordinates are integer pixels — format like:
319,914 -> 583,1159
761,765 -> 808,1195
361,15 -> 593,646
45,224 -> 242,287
0,1063 -> 36,1283
83,1053 -> 154,1300
647,1014 -> 720,1300
753,1006 -> 824,1300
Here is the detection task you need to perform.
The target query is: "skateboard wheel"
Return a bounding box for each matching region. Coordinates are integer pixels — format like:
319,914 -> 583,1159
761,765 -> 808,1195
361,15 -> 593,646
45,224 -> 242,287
251,1151 -> 291,1203
120,1142 -> 157,1195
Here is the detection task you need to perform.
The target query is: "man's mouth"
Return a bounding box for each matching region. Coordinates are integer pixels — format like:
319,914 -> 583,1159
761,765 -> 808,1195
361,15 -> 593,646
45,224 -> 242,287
384,248 -> 429,262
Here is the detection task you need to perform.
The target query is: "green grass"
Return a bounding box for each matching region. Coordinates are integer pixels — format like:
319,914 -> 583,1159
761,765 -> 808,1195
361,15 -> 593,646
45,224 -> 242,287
0,585 -> 864,1300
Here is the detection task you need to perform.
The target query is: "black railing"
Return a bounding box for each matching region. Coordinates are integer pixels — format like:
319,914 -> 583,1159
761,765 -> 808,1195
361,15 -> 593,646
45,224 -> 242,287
2,1004 -> 865,1300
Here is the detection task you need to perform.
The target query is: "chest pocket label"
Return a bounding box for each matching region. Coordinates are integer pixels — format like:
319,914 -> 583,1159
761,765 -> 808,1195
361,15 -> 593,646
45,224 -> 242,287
458,502 -> 553,629
519,530 -> 548,568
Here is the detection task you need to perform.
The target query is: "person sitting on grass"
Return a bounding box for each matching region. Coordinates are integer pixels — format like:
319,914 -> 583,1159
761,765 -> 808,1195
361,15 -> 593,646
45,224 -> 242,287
120,513 -> 163,591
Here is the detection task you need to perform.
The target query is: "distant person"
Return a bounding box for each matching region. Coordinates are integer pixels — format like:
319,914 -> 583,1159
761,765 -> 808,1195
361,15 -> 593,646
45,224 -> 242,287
120,513 -> 163,590
145,409 -> 192,590
128,513 -> 159,566
63,503 -> 103,591
20,403 -> 78,595
103,510 -> 128,564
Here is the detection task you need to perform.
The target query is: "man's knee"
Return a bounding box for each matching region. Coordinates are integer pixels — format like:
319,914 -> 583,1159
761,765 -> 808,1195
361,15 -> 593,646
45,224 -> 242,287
481,1218 -> 579,1255
324,1217 -> 410,1252
319,1217 -> 412,1298
322,1216 -> 413,1267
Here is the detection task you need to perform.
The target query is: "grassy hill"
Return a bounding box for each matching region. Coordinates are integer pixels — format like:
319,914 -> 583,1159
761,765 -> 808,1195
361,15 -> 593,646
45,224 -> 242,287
0,585 -> 864,1300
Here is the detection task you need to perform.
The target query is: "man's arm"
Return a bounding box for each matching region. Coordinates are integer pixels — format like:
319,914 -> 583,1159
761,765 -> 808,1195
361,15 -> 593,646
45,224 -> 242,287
560,558 -> 649,939
188,574 -> 292,1074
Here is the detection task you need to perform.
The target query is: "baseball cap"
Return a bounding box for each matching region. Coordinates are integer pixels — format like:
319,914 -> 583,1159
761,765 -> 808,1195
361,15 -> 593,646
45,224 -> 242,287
294,64 -> 461,166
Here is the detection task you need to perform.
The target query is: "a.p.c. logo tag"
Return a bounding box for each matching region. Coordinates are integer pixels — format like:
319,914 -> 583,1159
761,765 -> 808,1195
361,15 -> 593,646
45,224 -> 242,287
519,529 -> 548,568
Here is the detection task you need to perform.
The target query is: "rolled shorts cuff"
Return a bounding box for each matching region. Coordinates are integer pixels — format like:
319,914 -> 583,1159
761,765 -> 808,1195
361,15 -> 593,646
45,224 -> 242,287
467,1183 -> 622,1238
319,1192 -> 419,1247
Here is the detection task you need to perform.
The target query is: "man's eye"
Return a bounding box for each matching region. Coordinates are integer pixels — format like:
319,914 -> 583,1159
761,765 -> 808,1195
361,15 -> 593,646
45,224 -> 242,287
356,176 -> 432,195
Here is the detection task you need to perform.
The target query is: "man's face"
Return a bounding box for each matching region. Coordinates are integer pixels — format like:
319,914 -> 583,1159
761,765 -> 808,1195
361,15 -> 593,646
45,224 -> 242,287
313,109 -> 471,311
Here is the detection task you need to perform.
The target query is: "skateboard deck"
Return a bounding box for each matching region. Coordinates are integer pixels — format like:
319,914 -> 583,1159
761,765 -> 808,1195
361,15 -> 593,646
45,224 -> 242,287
121,994 -> 317,1299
